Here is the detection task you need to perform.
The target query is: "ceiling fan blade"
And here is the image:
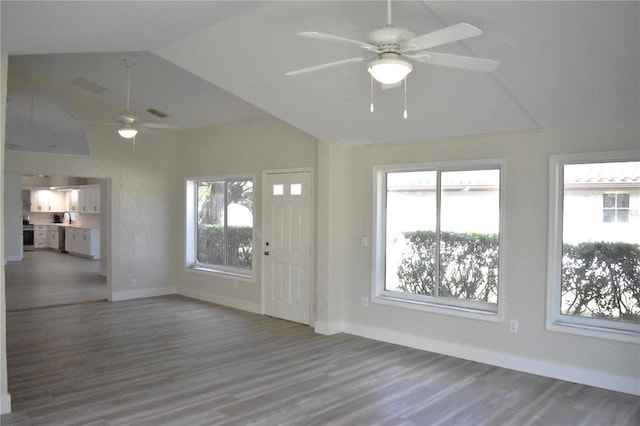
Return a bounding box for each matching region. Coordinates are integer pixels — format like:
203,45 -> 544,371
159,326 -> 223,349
298,32 -> 380,53
400,23 -> 482,53
140,122 -> 179,130
406,51 -> 500,72
286,56 -> 373,76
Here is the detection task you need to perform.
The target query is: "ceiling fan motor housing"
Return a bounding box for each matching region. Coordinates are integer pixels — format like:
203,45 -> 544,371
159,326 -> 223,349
367,26 -> 414,51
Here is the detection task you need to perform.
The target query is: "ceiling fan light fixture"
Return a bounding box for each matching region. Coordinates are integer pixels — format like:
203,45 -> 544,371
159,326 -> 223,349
368,58 -> 412,85
117,126 -> 138,139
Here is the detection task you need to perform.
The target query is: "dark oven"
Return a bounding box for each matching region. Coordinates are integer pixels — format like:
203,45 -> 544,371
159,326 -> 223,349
23,226 -> 34,251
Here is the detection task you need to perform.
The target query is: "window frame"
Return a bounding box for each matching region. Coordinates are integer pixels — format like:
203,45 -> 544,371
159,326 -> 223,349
372,159 -> 505,322
546,151 -> 639,343
185,175 -> 256,280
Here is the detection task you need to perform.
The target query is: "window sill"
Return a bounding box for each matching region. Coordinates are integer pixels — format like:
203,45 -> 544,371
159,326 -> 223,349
373,294 -> 501,323
186,265 -> 254,283
546,319 -> 640,344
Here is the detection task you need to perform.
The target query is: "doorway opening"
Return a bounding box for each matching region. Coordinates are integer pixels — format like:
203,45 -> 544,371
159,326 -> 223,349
4,175 -> 110,311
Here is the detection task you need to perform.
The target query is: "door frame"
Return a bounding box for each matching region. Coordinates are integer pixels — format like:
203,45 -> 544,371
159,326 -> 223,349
261,167 -> 315,324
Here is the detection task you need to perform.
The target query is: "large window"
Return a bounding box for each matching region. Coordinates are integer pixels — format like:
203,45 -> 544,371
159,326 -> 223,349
186,177 -> 254,278
374,160 -> 503,318
547,152 -> 639,342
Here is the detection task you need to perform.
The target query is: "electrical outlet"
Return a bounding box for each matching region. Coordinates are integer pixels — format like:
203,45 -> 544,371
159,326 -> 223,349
509,319 -> 518,334
362,297 -> 369,308
131,279 -> 137,288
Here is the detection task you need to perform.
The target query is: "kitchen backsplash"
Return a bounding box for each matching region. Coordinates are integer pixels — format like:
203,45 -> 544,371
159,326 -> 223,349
28,212 -> 101,228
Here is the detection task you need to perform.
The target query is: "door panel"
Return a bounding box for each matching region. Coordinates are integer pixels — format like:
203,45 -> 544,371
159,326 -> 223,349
264,172 -> 312,324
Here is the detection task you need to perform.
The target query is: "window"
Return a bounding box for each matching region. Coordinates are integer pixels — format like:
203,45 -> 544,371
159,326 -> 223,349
373,160 -> 503,318
603,193 -> 630,223
186,177 -> 254,278
547,152 -> 639,342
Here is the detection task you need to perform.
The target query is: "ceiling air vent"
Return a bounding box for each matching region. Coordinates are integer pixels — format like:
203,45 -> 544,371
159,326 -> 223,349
70,77 -> 107,94
146,108 -> 169,118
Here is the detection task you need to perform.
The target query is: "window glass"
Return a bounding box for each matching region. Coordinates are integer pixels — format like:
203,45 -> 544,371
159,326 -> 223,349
385,171 -> 436,295
562,162 -> 639,324
290,183 -> 302,195
193,178 -> 253,275
440,170 -> 500,304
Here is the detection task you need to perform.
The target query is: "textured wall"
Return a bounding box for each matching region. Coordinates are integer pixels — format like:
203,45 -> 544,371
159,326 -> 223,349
176,116 -> 318,312
5,66 -> 178,300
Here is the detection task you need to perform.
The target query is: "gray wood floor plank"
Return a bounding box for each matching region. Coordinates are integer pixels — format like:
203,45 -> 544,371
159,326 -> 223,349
1,295 -> 638,425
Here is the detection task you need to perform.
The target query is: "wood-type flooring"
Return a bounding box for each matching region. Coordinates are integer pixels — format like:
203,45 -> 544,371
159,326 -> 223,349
5,250 -> 107,311
2,295 -> 638,425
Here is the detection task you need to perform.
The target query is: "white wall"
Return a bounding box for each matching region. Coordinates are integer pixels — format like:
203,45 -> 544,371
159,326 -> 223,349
3,173 -> 22,262
4,66 -> 178,301
318,123 -> 639,395
1,52 -> 13,415
175,116 -> 318,312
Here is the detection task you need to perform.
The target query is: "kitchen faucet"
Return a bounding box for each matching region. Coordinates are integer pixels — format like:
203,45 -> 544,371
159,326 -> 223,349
63,211 -> 73,224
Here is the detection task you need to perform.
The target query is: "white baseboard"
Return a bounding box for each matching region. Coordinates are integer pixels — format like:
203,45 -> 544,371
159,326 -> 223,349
343,322 -> 639,396
111,287 -> 174,302
177,288 -> 261,315
1,392 -> 11,414
314,321 -> 343,335
4,255 -> 21,263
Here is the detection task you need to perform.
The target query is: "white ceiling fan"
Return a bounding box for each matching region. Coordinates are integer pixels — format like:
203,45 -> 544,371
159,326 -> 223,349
111,59 -> 177,139
286,0 -> 499,87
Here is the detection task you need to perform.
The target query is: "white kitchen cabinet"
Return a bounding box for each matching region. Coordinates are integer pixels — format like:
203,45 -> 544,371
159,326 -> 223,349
30,190 -> 50,212
30,190 -> 67,212
34,225 -> 48,249
48,226 -> 59,249
79,185 -> 100,214
50,191 -> 67,212
65,228 -> 80,254
65,227 -> 100,259
68,189 -> 80,213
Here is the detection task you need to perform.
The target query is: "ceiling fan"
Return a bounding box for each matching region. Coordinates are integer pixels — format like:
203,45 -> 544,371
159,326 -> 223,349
286,0 -> 499,90
111,59 -> 176,139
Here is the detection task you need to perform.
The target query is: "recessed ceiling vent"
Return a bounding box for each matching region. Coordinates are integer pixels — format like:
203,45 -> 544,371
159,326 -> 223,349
146,108 -> 169,118
70,77 -> 107,94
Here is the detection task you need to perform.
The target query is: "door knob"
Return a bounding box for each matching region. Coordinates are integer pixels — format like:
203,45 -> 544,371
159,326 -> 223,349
264,251 -> 270,256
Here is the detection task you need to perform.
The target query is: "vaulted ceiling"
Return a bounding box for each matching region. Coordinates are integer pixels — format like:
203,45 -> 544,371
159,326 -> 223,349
2,1 -> 639,145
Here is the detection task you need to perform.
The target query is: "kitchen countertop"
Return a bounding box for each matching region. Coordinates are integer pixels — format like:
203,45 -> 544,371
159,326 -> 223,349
29,223 -> 99,230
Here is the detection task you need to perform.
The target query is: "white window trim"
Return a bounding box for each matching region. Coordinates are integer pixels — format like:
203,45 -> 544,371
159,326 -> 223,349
546,151 -> 640,343
185,174 -> 256,280
371,159 -> 506,323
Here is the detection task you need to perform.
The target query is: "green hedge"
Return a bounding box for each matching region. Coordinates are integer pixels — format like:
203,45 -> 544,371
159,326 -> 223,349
562,241 -> 639,321
398,231 -> 499,303
197,226 -> 252,270
397,231 -> 640,320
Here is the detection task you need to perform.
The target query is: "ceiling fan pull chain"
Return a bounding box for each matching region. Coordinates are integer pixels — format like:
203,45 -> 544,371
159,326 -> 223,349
125,59 -> 132,112
370,74 -> 375,113
403,77 -> 408,119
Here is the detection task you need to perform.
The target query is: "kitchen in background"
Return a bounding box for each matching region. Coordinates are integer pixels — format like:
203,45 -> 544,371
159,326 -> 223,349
4,173 -> 109,309
20,175 -> 102,259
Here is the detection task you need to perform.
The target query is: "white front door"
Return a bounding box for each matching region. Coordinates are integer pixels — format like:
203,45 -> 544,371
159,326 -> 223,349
263,171 -> 312,324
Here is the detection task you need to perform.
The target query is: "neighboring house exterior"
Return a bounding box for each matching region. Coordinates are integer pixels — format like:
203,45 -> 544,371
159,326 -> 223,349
386,162 -> 640,246
563,162 -> 640,244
